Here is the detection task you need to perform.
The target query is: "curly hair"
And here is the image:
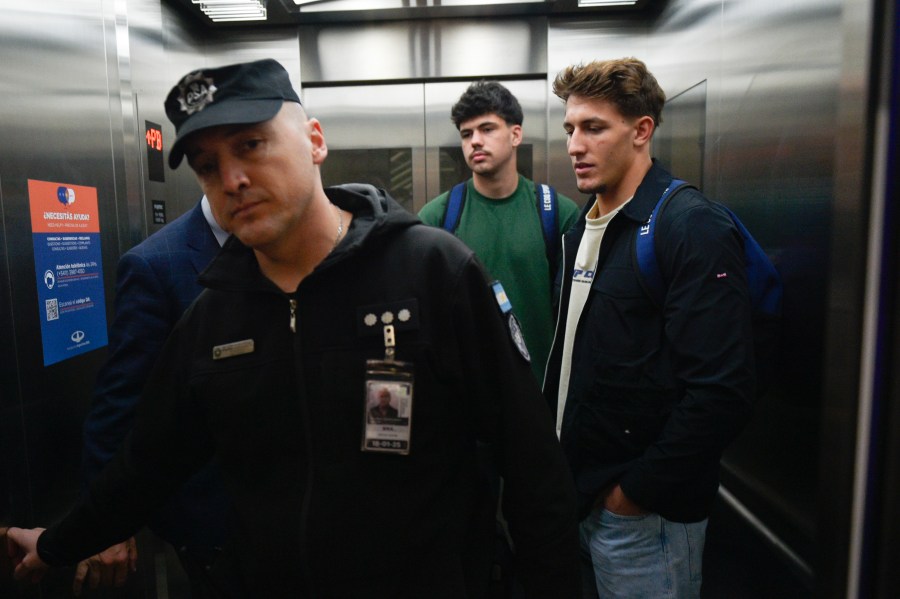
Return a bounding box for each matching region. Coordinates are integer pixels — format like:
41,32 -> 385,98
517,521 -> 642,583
450,80 -> 524,129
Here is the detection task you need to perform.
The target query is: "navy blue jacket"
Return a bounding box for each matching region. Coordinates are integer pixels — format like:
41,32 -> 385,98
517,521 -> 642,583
81,201 -> 230,554
544,162 -> 755,522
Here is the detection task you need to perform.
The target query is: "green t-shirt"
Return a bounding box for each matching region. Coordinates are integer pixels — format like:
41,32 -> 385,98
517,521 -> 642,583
418,175 -> 580,383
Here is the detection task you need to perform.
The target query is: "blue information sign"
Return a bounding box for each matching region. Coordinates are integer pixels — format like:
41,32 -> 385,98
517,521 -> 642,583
29,179 -> 109,366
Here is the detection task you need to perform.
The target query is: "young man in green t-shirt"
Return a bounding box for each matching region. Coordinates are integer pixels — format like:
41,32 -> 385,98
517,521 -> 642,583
419,81 -> 579,383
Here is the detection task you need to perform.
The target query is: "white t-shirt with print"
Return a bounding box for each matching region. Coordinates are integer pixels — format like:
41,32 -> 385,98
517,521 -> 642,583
555,198 -> 630,437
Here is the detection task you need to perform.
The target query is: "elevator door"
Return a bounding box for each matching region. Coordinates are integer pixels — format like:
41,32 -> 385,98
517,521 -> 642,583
302,79 -> 549,214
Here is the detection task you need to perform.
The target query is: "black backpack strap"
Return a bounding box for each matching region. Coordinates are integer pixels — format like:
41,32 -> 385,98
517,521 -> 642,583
441,182 -> 468,233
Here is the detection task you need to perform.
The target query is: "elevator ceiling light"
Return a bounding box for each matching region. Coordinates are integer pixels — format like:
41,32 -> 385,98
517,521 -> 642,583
193,0 -> 267,21
291,0 -> 543,9
577,0 -> 638,5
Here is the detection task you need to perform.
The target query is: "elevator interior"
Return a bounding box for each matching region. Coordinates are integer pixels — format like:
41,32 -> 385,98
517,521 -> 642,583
2,0 -> 896,597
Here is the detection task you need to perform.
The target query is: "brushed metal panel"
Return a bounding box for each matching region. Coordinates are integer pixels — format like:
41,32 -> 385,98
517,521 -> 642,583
431,19 -> 546,77
302,84 -> 427,212
823,0 -> 882,596
300,18 -> 547,83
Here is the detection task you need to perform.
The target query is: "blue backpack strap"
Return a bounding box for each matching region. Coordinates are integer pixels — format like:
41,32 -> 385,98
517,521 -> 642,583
535,183 -> 559,270
717,205 -> 783,317
441,182 -> 468,233
635,179 -> 692,306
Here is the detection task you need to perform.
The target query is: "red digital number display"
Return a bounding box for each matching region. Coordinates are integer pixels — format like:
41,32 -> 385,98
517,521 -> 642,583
145,126 -> 163,152
145,120 -> 165,182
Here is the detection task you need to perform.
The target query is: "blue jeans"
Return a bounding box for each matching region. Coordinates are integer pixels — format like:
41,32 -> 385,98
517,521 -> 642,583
580,507 -> 707,599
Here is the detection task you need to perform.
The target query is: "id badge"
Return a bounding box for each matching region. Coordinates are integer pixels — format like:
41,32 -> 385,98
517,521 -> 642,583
362,359 -> 414,455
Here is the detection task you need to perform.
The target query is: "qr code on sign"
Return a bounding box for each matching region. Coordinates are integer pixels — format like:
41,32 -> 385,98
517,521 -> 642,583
46,298 -> 59,321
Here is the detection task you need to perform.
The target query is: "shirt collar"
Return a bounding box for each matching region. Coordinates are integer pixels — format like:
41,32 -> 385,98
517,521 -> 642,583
201,195 -> 229,247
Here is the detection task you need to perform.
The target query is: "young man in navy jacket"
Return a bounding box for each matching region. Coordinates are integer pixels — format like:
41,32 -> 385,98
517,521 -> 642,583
545,58 -> 755,598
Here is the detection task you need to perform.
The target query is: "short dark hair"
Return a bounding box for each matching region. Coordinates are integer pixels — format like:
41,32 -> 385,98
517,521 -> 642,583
552,58 -> 665,128
451,80 -> 523,129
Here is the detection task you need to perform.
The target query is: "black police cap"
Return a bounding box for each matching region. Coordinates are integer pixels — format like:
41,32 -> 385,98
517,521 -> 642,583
164,58 -> 301,169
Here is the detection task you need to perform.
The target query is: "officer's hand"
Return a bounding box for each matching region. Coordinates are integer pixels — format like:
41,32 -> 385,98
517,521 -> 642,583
6,527 -> 48,584
73,537 -> 138,596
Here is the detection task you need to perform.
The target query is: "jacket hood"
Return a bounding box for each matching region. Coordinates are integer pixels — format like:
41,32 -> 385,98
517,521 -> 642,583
326,183 -> 421,249
199,184 -> 419,292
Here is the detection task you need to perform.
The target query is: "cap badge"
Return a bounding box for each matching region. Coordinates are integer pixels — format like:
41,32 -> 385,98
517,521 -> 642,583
177,72 -> 218,115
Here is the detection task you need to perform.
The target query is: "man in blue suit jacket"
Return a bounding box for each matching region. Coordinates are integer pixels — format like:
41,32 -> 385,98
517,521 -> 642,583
77,197 -> 231,597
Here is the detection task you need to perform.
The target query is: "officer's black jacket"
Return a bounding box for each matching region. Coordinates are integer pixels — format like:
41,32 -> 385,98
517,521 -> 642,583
39,184 -> 580,598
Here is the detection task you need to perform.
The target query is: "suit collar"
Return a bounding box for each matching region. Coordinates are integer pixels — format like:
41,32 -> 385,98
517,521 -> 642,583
185,201 -> 221,273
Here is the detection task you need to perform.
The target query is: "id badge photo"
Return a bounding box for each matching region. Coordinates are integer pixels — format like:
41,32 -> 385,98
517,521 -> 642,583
362,358 -> 414,455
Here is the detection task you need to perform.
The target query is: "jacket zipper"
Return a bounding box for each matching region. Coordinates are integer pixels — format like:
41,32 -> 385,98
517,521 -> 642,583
289,298 -> 297,332
543,233 -> 567,393
289,295 -> 316,594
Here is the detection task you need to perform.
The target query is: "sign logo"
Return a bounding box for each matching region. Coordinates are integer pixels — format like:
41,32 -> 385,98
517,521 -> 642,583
44,270 -> 55,289
508,314 -> 531,362
57,186 -> 75,206
70,330 -> 85,343
541,185 -> 552,211
177,72 -> 217,115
